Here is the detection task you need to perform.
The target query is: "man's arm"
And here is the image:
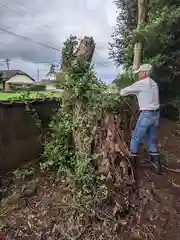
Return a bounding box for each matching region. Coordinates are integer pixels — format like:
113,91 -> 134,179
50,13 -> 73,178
120,81 -> 143,96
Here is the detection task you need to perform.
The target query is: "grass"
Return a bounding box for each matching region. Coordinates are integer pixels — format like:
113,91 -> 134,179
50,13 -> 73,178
0,91 -> 62,101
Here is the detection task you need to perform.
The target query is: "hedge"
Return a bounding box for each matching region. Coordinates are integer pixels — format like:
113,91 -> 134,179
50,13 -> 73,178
9,83 -> 46,91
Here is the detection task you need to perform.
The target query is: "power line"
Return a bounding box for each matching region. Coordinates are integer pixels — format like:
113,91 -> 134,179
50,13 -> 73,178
13,0 -> 42,14
0,1 -> 61,35
14,0 -> 60,26
0,26 -> 61,52
0,60 -> 60,68
0,58 -> 115,67
0,60 -> 59,64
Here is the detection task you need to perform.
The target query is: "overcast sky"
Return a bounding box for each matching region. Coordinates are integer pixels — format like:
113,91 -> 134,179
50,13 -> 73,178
0,0 -> 121,83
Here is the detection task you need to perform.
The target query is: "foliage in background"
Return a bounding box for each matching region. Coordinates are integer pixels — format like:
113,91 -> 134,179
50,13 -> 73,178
169,96 -> 180,135
170,96 -> 180,121
3,91 -> 59,101
0,73 -> 3,89
133,1 -> 180,72
8,83 -> 46,91
109,0 -> 137,67
110,0 -> 180,103
113,70 -> 137,88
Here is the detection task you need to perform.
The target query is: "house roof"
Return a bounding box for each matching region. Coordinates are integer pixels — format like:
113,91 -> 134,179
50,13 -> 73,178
0,70 -> 35,82
45,71 -> 57,77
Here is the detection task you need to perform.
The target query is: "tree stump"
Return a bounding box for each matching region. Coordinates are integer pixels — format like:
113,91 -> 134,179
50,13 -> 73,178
75,36 -> 95,63
92,112 -> 135,187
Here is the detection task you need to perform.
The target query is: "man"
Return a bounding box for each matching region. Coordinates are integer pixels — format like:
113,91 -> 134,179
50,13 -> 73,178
120,63 -> 162,174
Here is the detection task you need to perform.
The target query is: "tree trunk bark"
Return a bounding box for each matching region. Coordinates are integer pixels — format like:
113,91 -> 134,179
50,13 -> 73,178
92,112 -> 135,186
72,37 -> 95,156
75,36 -> 95,63
71,37 -> 135,187
60,36 -> 136,191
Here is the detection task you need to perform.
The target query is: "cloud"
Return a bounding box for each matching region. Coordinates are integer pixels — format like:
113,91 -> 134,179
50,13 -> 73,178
0,0 -> 120,83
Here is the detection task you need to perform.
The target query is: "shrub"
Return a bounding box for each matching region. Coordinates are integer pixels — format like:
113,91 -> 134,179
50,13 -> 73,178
8,83 -> 46,91
113,70 -> 137,89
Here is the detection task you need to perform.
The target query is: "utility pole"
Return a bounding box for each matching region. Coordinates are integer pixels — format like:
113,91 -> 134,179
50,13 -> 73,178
37,68 -> 40,81
133,0 -> 147,70
5,58 -> 10,70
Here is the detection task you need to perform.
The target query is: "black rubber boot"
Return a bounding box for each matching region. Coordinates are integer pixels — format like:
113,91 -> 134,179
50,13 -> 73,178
130,154 -> 139,197
150,154 -> 162,174
130,155 -> 138,170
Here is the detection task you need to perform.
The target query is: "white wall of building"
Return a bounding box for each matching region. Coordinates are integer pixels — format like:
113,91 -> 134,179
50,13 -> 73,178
7,74 -> 34,83
46,73 -> 56,81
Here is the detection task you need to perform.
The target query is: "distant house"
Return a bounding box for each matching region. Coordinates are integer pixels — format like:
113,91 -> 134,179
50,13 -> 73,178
0,70 -> 35,90
45,71 -> 56,81
40,79 -> 56,91
40,72 -> 64,93
40,68 -> 58,91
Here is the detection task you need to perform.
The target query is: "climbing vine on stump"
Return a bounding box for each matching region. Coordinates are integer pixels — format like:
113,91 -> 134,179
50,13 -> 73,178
43,35 -> 137,238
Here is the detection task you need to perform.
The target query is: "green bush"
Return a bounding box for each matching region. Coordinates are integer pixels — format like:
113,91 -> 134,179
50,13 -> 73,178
113,70 -> 137,89
28,84 -> 46,91
9,83 -> 46,91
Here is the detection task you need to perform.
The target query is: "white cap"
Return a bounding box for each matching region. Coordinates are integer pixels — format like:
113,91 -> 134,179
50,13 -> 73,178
134,63 -> 152,73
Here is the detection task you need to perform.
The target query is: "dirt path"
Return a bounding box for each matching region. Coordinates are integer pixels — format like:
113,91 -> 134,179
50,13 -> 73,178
135,119 -> 180,239
1,119 -> 180,239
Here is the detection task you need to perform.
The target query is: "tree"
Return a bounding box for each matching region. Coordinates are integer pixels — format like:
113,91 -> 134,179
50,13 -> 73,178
49,63 -> 55,73
44,36 -> 136,239
56,36 -> 95,89
60,35 -> 78,71
109,0 -> 137,68
110,0 -> 180,72
56,35 -> 78,89
110,0 -> 180,102
133,0 -> 148,70
134,0 -> 180,102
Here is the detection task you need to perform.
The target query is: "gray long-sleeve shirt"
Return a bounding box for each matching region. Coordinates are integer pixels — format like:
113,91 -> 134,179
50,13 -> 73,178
120,77 -> 160,111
